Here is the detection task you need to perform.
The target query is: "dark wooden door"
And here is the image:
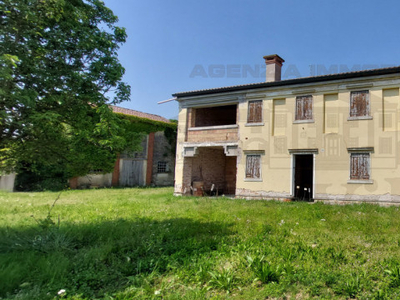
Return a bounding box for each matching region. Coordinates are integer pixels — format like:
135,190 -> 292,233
294,154 -> 313,201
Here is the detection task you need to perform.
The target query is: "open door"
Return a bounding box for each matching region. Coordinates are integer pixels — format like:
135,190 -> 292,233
293,154 -> 313,201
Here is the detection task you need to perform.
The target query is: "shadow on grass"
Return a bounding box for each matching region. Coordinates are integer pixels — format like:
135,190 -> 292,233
0,217 -> 235,299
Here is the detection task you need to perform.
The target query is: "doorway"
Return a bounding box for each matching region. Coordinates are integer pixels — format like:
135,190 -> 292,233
293,154 -> 314,201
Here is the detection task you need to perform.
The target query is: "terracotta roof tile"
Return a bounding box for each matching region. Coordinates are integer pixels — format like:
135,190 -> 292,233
110,105 -> 171,123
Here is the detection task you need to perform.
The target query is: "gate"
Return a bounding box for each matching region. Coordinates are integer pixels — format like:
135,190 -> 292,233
119,159 -> 146,186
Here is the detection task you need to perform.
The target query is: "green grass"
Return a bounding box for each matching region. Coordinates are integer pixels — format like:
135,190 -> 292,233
1,188 -> 400,299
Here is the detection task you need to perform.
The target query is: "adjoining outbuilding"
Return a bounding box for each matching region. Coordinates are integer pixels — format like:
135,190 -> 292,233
1,106 -> 176,192
69,106 -> 176,189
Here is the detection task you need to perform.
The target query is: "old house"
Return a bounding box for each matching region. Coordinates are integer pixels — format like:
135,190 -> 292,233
173,54 -> 400,205
70,106 -> 176,189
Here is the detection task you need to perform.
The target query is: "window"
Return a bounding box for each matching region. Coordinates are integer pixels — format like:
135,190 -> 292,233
350,90 -> 370,118
247,100 -> 263,123
245,155 -> 261,179
349,153 -> 371,181
157,161 -> 167,173
295,95 -> 313,121
347,147 -> 373,183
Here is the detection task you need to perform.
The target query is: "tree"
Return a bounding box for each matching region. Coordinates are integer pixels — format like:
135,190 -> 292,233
0,0 -> 141,189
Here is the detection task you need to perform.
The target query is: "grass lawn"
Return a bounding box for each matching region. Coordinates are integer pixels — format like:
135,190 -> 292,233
1,188 -> 400,299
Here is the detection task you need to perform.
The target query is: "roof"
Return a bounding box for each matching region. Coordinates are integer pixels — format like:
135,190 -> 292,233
110,105 -> 171,123
173,65 -> 400,98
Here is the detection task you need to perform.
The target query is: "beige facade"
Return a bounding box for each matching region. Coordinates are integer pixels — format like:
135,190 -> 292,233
173,56 -> 400,205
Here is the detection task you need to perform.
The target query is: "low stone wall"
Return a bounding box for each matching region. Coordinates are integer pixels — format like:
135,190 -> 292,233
75,173 -> 113,188
0,173 -> 16,192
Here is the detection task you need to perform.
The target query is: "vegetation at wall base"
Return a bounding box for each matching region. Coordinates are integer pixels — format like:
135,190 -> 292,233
1,188 -> 400,299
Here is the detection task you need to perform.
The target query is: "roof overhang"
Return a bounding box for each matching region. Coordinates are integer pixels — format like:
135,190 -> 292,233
173,66 -> 400,99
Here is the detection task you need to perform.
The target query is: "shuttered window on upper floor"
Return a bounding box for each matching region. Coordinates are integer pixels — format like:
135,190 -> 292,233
350,90 -> 370,118
247,100 -> 263,123
295,95 -> 313,121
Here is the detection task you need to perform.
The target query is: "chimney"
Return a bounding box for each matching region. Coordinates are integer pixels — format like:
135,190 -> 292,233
263,54 -> 285,82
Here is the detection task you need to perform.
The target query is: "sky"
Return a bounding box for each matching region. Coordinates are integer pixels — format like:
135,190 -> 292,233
102,0 -> 400,120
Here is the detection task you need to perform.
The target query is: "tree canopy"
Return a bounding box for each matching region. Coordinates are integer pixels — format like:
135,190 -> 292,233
0,0 -> 142,189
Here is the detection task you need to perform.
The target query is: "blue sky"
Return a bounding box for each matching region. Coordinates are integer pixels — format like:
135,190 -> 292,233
103,0 -> 400,119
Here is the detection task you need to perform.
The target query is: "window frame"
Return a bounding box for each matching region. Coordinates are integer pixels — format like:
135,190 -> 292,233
246,100 -> 263,125
348,90 -> 372,120
294,95 -> 313,122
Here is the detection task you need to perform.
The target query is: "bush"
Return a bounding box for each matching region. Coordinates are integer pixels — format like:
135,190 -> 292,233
14,163 -> 68,191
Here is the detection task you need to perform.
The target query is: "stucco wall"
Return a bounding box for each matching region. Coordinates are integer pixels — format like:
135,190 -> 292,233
174,107 -> 189,195
235,84 -> 400,203
175,74 -> 400,204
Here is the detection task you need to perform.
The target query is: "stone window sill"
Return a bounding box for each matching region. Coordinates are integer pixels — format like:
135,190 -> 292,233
347,179 -> 374,184
244,178 -> 263,182
347,116 -> 373,121
245,122 -> 264,127
293,119 -> 314,124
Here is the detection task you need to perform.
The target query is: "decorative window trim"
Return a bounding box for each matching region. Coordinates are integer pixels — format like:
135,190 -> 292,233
347,147 -> 374,153
243,150 -> 265,155
288,148 -> 319,154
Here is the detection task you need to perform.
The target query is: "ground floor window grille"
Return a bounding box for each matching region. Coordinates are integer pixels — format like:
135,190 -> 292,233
157,161 -> 167,173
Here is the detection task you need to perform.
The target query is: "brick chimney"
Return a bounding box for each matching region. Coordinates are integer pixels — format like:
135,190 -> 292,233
263,54 -> 285,82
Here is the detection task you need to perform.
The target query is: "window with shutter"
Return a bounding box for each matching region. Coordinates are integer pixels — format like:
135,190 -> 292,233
247,100 -> 263,123
350,153 -> 370,180
295,95 -> 313,121
350,90 -> 370,118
